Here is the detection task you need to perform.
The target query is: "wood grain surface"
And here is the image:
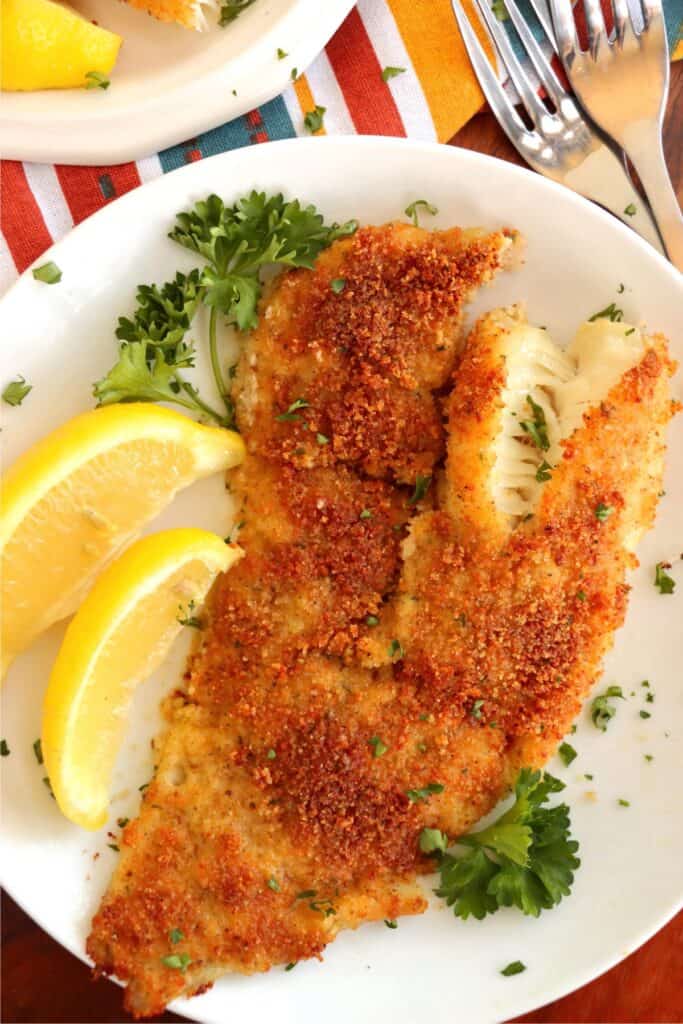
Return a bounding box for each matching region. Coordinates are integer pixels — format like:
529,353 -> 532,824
2,61 -> 681,1024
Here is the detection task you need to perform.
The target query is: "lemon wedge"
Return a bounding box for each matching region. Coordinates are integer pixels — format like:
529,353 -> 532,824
42,528 -> 241,829
1,0 -> 122,92
1,404 -> 244,675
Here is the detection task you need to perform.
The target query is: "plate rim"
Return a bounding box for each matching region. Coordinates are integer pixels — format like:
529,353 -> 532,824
0,0 -> 355,166
1,135 -> 682,1024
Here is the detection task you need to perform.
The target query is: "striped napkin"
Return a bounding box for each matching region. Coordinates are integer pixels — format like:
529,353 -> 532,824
1,0 -> 681,293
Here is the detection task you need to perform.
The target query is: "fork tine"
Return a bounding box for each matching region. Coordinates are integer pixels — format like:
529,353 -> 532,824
583,0 -> 609,55
449,0 -> 529,138
469,0 -> 552,126
504,0 -> 567,109
525,0 -> 557,45
612,0 -> 630,43
547,0 -> 581,63
640,0 -> 664,29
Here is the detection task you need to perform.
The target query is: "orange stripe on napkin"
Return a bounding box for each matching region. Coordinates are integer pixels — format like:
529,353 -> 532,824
326,8 -> 406,136
387,0 -> 494,142
293,75 -> 327,135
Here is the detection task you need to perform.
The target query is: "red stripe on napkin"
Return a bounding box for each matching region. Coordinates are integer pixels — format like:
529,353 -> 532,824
326,8 -> 406,137
55,163 -> 142,224
0,162 -> 52,274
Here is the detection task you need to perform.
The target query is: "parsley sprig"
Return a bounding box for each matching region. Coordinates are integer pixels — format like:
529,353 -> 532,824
422,768 -> 579,920
94,192 -> 357,426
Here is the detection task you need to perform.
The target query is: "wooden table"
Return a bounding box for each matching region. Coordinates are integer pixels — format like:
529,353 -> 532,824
2,63 -> 682,1024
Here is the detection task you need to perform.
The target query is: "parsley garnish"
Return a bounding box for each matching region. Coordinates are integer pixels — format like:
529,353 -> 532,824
590,685 -> 624,731
406,782 -> 444,803
381,66 -> 406,81
588,302 -> 623,322
519,395 -> 549,450
388,639 -> 404,659
404,200 -> 438,227
316,432 -> 329,445
96,194 -> 355,425
330,277 -> 346,293
425,768 -> 579,919
359,508 -> 372,520
32,261 -> 62,284
291,67 -> 298,81
491,0 -> 509,19
267,878 -> 280,891
384,918 -> 398,928
33,738 -> 43,764
470,699 -> 484,720
177,600 -> 202,629
644,754 -> 654,762
107,843 -> 120,852
639,710 -> 651,719
277,47 -> 288,59
366,615 -> 379,627
654,562 -> 675,594
595,503 -> 614,521
0,740 -> 9,756
84,71 -> 110,90
117,817 -> 129,829
535,460 -> 552,482
558,742 -> 577,766
285,962 -> 297,971
419,828 -> 448,854
277,397 -> 309,422
161,952 -> 192,971
169,928 -> 184,943
43,776 -> 55,798
501,960 -> 526,976
584,773 -> 594,780
267,748 -> 276,759
2,377 -> 32,406
368,736 -> 388,757
623,203 -> 637,217
408,474 -> 432,505
577,590 -> 587,602
618,798 -> 630,807
219,0 -> 256,25
304,105 -> 326,134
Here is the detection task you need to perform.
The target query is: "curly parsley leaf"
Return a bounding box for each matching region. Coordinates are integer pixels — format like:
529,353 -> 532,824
404,199 -> 438,227
590,685 -> 624,731
115,271 -> 202,350
219,0 -> 256,25
426,768 -> 579,920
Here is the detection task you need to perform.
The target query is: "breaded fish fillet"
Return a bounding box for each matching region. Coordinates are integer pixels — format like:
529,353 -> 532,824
87,226 -> 676,1018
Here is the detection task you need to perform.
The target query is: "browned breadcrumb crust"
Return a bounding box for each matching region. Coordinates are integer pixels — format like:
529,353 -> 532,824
87,225 -> 676,1019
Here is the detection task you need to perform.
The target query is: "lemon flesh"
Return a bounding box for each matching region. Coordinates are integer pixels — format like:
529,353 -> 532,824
1,0 -> 122,91
1,404 -> 245,674
42,528 -> 242,830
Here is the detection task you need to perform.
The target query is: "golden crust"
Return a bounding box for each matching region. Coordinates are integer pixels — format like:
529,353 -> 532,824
87,228 -> 677,1018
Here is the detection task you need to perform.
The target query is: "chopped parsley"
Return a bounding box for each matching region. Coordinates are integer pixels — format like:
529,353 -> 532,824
277,397 -> 309,422
590,685 -> 624,731
520,395 -> 550,450
266,748 -> 276,759
32,261 -> 62,284
2,377 -> 32,406
381,66 -> 406,81
618,798 -> 630,807
419,827 -> 448,854
501,960 -> 526,976
645,692 -> 654,704
470,699 -> 484,721
425,767 -> 579,920
384,918 -> 398,928
558,742 -> 577,766
535,460 -> 552,483
408,474 -> 432,505
219,0 -> 256,24
368,736 -> 388,757
117,817 -> 129,829
267,877 -> 280,892
42,776 -> 54,798
404,199 -> 438,227
285,961 -> 297,971
406,782 -> 444,803
84,70 -> 110,90
639,710 -> 651,719
0,740 -> 9,757
33,738 -> 43,764
316,432 -> 329,445
107,843 -> 120,852
654,562 -> 675,594
366,615 -> 379,627
577,590 -> 587,602
169,928 -> 184,943
330,277 -> 346,293
161,952 -> 192,971
277,47 -> 288,60
303,105 -> 326,134
589,302 -> 623,323
387,639 -> 404,659
491,0 -> 509,19
177,600 -> 202,629
623,203 -> 637,216
644,754 -> 654,762
291,67 -> 298,81
359,508 -> 373,520
595,503 -> 614,521
584,773 -> 594,780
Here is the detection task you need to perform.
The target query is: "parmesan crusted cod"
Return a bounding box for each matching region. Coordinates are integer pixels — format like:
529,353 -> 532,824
87,224 -> 677,1017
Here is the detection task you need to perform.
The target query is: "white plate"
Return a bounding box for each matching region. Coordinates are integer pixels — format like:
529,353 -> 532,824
0,0 -> 354,165
1,137 -> 682,1024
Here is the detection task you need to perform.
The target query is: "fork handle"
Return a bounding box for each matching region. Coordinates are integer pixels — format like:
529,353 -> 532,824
623,126 -> 683,272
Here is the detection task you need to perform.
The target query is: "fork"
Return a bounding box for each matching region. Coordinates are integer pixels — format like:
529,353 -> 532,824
549,0 -> 683,269
450,0 -> 663,252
